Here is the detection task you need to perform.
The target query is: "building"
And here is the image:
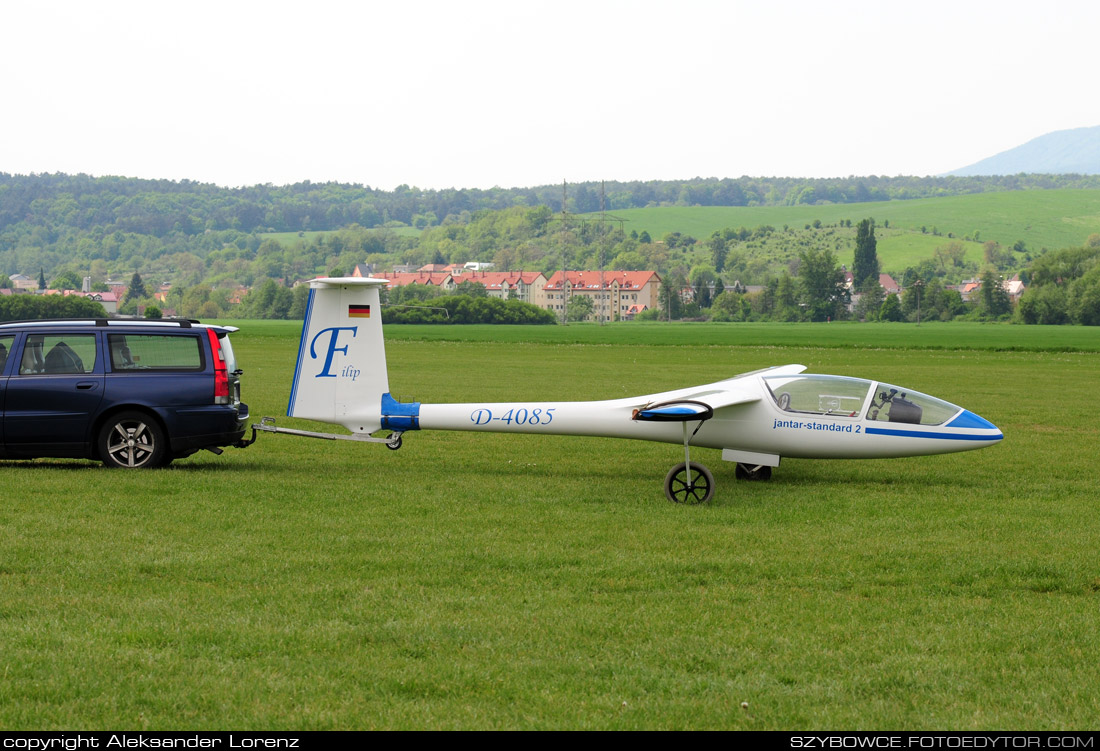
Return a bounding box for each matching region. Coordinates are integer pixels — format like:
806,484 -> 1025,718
456,270 -> 547,304
9,274 -> 38,291
47,289 -> 120,314
417,263 -> 465,275
77,291 -> 119,314
877,273 -> 901,296
385,271 -> 456,293
956,276 -> 1026,303
543,270 -> 662,322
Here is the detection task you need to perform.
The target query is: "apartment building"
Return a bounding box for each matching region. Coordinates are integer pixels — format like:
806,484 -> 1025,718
543,270 -> 662,321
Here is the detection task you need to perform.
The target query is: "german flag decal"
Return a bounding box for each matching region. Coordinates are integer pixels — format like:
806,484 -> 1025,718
348,304 -> 371,318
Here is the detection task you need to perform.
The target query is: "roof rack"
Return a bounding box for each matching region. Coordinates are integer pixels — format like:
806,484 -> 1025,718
0,317 -> 203,328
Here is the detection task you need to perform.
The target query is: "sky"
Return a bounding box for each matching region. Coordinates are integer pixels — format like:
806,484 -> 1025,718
3,0 -> 1099,190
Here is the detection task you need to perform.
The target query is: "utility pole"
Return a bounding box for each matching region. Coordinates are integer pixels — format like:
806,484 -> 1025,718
558,181 -> 569,325
913,278 -> 924,326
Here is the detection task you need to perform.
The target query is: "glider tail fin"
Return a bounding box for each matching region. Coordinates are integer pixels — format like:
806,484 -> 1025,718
287,277 -> 392,433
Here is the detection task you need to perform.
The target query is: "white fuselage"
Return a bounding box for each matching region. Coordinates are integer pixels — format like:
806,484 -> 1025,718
416,376 -> 1003,461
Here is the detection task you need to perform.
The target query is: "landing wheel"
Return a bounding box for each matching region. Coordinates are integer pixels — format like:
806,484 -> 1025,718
735,463 -> 772,481
386,434 -> 403,451
664,461 -> 715,505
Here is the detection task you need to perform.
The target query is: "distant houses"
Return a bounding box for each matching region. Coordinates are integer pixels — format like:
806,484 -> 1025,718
843,268 -> 1025,314
5,262 -> 1026,323
377,266 -> 661,321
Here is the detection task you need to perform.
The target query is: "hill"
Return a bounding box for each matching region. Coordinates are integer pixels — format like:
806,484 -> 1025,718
586,189 -> 1100,273
948,125 -> 1100,176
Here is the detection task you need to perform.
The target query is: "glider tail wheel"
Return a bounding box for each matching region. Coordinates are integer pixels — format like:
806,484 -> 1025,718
735,463 -> 772,481
386,433 -> 403,450
665,461 -> 715,504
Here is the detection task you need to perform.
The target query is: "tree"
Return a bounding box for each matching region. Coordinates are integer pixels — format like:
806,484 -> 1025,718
126,272 -> 148,303
774,273 -> 799,321
454,280 -> 488,297
708,233 -> 729,272
659,270 -> 686,321
1066,266 -> 1100,325
798,248 -> 847,321
852,218 -> 879,287
690,266 -> 718,310
854,278 -> 885,321
566,295 -> 594,322
38,269 -> 47,290
979,269 -> 1012,317
49,271 -> 83,291
934,242 -> 967,270
710,291 -> 750,322
1018,284 -> 1069,325
879,293 -> 903,321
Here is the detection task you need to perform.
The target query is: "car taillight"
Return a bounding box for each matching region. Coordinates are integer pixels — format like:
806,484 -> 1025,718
207,329 -> 231,404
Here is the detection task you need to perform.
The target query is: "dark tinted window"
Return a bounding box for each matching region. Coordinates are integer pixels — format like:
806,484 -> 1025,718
0,335 -> 13,372
108,334 -> 203,371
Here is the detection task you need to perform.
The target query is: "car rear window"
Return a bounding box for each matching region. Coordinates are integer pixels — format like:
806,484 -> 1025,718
108,333 -> 203,371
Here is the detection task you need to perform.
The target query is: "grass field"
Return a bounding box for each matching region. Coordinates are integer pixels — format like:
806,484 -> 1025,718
3,321 -> 1099,729
595,189 -> 1100,257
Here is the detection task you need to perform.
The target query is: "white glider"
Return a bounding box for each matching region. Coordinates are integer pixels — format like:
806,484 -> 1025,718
262,277 -> 1003,503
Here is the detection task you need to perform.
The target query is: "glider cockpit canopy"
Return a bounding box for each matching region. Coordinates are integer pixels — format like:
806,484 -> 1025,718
763,374 -> 962,426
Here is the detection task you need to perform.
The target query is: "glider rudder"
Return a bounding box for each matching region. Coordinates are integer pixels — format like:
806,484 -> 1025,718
287,277 -> 391,433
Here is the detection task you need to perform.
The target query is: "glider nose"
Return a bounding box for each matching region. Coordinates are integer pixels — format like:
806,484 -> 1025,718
947,409 -> 1004,442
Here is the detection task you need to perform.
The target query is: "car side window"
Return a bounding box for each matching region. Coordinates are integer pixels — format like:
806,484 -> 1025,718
0,335 -> 13,373
20,334 -> 97,375
108,334 -> 203,371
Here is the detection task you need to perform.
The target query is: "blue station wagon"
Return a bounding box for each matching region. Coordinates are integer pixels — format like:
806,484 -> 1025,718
0,318 -> 250,468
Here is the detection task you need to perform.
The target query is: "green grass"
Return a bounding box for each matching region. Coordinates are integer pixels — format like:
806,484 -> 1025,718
218,319 -> 1100,353
2,321 -> 1099,728
876,231 -> 985,270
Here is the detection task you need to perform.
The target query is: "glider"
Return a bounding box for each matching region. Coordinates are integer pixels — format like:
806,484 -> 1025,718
259,277 -> 1003,504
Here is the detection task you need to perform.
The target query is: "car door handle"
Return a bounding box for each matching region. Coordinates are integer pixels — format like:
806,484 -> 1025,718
76,381 -> 98,390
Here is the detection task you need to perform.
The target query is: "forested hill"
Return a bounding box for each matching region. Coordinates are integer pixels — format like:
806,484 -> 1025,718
6,172 -> 1100,237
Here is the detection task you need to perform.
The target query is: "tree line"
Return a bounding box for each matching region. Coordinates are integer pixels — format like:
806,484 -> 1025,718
5,172 -> 1100,324
7,172 -> 1100,240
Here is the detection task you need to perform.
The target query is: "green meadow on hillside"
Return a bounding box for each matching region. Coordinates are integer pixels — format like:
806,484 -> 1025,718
599,190 -> 1100,252
2,321 -> 1099,729
592,189 -> 1100,273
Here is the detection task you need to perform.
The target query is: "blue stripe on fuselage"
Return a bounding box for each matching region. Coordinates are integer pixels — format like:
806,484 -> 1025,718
865,426 -> 1003,441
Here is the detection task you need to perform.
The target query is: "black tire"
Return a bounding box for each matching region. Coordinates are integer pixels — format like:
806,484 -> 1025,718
99,411 -> 167,469
664,461 -> 715,505
735,463 -> 773,481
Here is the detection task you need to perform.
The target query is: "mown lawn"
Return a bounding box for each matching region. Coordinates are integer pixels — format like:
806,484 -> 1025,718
1,322 -> 1098,729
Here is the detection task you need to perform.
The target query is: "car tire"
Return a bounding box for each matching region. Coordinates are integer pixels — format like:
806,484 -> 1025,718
99,411 -> 167,469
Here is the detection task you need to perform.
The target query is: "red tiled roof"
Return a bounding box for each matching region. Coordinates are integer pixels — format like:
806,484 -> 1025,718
456,271 -> 545,290
544,270 -> 659,291
385,272 -> 454,288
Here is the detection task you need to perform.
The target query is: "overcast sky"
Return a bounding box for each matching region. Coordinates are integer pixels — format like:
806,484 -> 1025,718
3,0 -> 1098,190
